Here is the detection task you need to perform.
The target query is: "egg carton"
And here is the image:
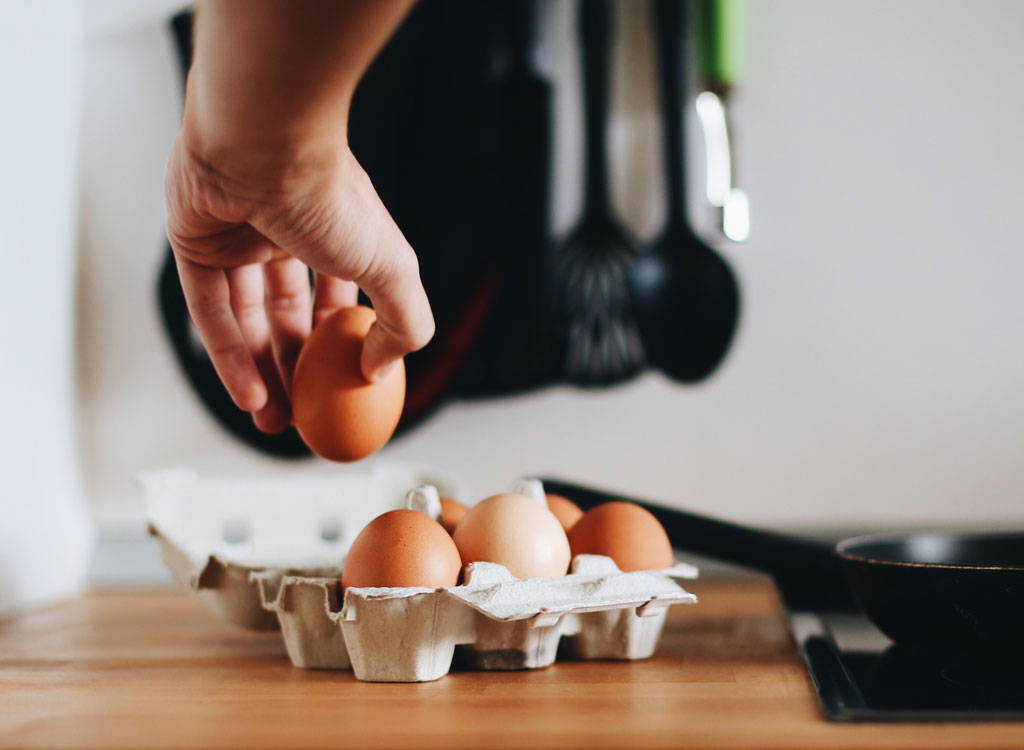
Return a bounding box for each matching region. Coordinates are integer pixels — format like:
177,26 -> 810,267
144,469 -> 698,682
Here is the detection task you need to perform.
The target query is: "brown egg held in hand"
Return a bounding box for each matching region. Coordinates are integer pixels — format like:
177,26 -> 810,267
292,306 -> 405,461
545,493 -> 584,532
439,497 -> 468,535
568,501 -> 674,572
453,493 -> 570,579
341,510 -> 461,590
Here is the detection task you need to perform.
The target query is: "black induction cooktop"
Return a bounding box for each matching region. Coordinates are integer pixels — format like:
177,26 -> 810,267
789,609 -> 1024,721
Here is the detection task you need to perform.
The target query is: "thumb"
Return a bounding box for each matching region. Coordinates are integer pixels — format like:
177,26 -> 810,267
358,239 -> 435,381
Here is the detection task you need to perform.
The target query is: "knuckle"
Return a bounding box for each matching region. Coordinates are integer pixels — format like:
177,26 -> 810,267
404,314 -> 434,351
390,243 -> 421,284
389,311 -> 434,353
357,239 -> 418,293
166,226 -> 192,255
265,290 -> 307,315
207,341 -> 248,362
190,295 -> 230,323
354,253 -> 392,293
230,297 -> 264,321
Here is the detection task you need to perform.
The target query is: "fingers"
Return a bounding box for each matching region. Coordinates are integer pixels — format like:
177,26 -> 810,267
174,255 -> 268,413
176,254 -> 299,433
225,265 -> 292,433
312,273 -> 358,327
263,257 -> 314,394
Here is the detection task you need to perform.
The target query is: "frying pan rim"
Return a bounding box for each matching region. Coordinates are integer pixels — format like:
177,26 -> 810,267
835,530 -> 1024,572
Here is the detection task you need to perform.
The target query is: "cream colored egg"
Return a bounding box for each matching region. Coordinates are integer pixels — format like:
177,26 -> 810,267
452,493 -> 570,579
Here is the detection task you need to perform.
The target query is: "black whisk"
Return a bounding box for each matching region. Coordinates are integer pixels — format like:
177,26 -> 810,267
549,0 -> 645,387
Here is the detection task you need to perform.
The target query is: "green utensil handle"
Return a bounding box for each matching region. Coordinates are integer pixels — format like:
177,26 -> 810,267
699,0 -> 744,90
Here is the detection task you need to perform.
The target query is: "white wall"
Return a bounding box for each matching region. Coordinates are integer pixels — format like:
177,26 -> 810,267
0,0 -> 93,613
77,0 -> 1024,533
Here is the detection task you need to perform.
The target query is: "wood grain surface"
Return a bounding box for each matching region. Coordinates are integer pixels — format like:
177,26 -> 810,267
1,580 -> 1022,749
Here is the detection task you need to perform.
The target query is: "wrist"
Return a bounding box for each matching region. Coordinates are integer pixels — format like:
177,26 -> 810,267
181,68 -> 350,193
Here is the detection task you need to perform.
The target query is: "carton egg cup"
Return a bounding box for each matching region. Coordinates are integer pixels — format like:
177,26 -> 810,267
145,468 -> 698,683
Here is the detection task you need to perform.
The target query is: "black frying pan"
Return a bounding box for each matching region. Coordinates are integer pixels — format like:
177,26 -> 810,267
540,478 -> 1024,656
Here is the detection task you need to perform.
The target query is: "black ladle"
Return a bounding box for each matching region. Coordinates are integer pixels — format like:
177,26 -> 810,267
630,0 -> 739,383
542,477 -> 1024,656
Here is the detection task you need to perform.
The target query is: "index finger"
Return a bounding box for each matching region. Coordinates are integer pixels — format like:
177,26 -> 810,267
174,255 -> 269,412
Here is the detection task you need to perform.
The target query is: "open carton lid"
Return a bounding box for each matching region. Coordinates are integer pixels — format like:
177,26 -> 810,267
142,465 -> 460,629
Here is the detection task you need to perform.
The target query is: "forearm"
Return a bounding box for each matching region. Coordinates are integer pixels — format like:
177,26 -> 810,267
184,0 -> 413,175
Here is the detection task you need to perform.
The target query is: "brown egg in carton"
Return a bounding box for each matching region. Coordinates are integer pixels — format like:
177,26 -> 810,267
144,469 -> 698,682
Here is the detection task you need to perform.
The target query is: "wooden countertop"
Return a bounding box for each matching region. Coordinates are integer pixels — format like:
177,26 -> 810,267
2,580 -> 1022,750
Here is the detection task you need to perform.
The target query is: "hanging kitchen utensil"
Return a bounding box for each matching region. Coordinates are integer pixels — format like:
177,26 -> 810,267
454,0 -> 556,397
548,0 -> 646,387
696,0 -> 749,240
541,477 -> 1024,656
630,0 -> 740,383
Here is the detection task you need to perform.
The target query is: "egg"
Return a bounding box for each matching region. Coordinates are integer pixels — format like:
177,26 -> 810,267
453,493 -> 570,579
439,497 -> 468,535
567,501 -> 674,571
341,509 -> 461,590
291,306 -> 405,461
545,493 -> 584,532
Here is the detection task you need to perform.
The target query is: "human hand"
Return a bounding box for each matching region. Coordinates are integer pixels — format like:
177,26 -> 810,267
164,133 -> 434,434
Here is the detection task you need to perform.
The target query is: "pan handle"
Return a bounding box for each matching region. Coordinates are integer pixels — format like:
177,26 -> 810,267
540,477 -> 837,579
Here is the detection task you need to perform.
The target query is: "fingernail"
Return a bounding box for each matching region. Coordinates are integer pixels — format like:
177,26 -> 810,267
372,361 -> 397,383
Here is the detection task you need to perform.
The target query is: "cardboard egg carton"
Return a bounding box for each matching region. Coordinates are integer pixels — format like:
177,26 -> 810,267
144,469 -> 698,682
